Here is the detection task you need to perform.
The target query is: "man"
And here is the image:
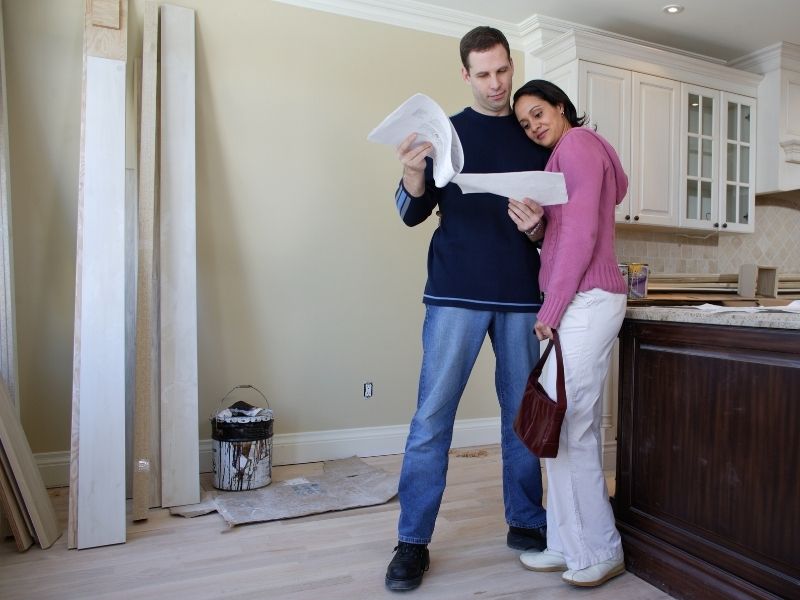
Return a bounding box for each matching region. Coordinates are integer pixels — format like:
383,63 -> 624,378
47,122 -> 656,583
385,26 -> 550,592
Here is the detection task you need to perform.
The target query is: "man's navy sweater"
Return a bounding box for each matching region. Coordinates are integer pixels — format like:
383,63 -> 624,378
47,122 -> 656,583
395,107 -> 551,312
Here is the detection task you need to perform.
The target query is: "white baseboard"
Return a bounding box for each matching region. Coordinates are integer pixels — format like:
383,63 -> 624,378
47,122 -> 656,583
35,417 -> 502,488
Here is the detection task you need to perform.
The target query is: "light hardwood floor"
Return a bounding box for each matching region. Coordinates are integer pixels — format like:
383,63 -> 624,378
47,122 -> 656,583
0,446 -> 670,599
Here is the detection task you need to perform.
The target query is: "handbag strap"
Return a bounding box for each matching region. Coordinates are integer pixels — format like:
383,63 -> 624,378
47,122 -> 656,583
531,329 -> 567,410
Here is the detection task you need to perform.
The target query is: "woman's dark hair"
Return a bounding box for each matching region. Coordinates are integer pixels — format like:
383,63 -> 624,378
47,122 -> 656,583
512,79 -> 586,128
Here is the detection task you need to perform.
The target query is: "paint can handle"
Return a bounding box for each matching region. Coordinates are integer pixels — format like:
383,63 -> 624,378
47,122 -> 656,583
219,384 -> 271,410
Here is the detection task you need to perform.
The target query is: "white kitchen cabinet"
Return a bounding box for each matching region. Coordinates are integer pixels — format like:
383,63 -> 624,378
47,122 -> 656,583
572,63 -> 680,227
679,84 -> 720,230
731,42 -> 800,196
578,62 -> 632,223
529,30 -> 761,233
678,86 -> 757,232
719,93 -> 757,232
630,73 -> 681,227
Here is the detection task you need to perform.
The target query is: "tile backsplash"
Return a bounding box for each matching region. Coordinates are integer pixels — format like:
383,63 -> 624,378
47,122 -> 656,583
615,197 -> 800,275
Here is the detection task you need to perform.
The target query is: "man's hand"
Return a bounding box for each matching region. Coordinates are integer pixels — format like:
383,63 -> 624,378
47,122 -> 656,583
398,133 -> 431,197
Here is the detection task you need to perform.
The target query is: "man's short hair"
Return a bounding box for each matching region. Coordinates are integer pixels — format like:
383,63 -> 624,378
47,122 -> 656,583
459,26 -> 511,71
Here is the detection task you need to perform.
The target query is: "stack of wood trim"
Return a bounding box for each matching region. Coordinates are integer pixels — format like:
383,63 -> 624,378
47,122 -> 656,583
647,273 -> 800,294
0,381 -> 60,551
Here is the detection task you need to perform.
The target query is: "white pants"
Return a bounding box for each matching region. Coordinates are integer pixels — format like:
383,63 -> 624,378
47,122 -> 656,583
541,288 -> 627,570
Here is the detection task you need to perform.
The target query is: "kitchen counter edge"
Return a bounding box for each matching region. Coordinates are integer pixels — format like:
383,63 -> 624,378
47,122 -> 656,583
624,305 -> 800,330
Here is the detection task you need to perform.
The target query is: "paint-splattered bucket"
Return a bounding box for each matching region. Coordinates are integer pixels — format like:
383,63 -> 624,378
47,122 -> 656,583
627,263 -> 649,299
210,385 -> 274,491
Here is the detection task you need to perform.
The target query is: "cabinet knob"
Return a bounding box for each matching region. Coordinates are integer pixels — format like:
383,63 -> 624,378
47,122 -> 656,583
625,215 -> 631,221
722,223 -> 728,228
713,222 -> 719,228
633,215 -> 640,221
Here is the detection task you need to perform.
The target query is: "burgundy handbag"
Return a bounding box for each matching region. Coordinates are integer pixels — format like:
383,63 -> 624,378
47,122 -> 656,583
513,330 -> 567,459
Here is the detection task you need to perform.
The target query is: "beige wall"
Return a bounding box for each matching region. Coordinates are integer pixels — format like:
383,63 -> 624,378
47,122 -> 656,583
5,0 -> 527,453
8,1 -> 797,455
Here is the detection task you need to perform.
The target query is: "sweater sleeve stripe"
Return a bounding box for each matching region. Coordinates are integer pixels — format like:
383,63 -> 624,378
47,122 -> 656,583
395,186 -> 412,219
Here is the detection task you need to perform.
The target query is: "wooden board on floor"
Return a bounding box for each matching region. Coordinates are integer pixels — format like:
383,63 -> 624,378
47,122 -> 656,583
0,382 -> 60,548
68,0 -> 128,550
159,4 -> 199,508
0,443 -> 34,541
132,0 -> 160,520
0,449 -> 33,551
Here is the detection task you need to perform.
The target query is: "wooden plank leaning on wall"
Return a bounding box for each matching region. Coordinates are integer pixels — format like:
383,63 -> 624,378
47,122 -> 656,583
0,381 -> 60,549
0,449 -> 33,551
0,0 -> 18,414
68,0 -> 128,550
0,0 -> 20,542
132,0 -> 161,521
159,4 -> 199,509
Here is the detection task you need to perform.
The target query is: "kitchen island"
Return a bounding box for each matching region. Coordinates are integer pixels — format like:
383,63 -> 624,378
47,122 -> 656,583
615,306 -> 799,600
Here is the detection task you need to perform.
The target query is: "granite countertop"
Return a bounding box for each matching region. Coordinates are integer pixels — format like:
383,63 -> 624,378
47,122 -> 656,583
625,305 -> 800,330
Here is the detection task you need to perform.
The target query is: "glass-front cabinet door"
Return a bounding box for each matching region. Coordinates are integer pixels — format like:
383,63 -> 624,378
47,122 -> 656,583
680,84 -> 719,230
719,92 -> 756,233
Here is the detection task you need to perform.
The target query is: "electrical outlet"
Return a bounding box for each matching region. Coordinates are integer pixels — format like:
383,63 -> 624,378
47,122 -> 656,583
363,382 -> 373,399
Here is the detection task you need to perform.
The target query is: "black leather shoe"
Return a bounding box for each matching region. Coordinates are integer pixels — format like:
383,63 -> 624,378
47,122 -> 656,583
385,542 -> 430,591
507,525 -> 547,551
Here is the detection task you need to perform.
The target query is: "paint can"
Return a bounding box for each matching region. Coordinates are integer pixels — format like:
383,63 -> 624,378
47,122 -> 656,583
210,385 -> 274,491
627,263 -> 649,299
618,263 -> 629,288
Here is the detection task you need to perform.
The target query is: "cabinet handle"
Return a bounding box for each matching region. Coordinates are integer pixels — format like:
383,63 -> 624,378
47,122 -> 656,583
633,215 -> 640,221
625,215 -> 631,221
722,223 -> 728,228
713,222 -> 719,228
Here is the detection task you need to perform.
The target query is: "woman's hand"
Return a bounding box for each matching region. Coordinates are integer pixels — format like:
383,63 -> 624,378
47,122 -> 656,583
534,320 -> 553,341
508,198 -> 544,238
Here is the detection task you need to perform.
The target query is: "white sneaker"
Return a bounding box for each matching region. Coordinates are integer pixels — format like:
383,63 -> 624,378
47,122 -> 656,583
519,548 -> 567,572
562,556 -> 625,587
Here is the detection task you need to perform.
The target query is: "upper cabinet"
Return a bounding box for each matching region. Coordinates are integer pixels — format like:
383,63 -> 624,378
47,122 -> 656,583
678,86 -> 757,232
631,73 -> 681,227
731,42 -> 800,197
529,31 -> 762,233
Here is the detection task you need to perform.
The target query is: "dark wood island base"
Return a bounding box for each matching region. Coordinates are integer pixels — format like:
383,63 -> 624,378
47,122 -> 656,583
615,318 -> 799,600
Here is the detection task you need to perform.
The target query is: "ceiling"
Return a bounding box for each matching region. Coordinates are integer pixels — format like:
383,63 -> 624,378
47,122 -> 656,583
415,0 -> 800,62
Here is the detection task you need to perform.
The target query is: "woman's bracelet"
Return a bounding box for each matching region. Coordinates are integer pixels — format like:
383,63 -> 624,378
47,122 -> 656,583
524,219 -> 544,237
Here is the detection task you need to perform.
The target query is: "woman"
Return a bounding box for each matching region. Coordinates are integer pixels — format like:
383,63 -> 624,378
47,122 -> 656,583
506,79 -> 628,588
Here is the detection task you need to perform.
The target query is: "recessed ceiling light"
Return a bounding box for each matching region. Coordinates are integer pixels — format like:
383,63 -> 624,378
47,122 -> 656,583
662,4 -> 684,14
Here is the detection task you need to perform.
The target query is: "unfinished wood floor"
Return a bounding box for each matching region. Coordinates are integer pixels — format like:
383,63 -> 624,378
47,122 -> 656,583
0,445 -> 669,600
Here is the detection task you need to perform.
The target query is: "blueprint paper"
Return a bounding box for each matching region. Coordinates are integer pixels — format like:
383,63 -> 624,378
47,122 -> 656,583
368,93 -> 569,204
452,171 -> 567,204
367,93 -> 463,187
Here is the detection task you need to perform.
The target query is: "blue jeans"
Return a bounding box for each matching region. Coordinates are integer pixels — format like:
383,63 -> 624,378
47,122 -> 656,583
397,305 -> 546,544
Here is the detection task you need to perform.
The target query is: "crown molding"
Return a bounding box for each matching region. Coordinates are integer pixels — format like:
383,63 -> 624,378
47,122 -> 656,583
517,14 -> 726,64
531,29 -> 761,96
271,0 -> 523,47
731,41 -> 800,74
